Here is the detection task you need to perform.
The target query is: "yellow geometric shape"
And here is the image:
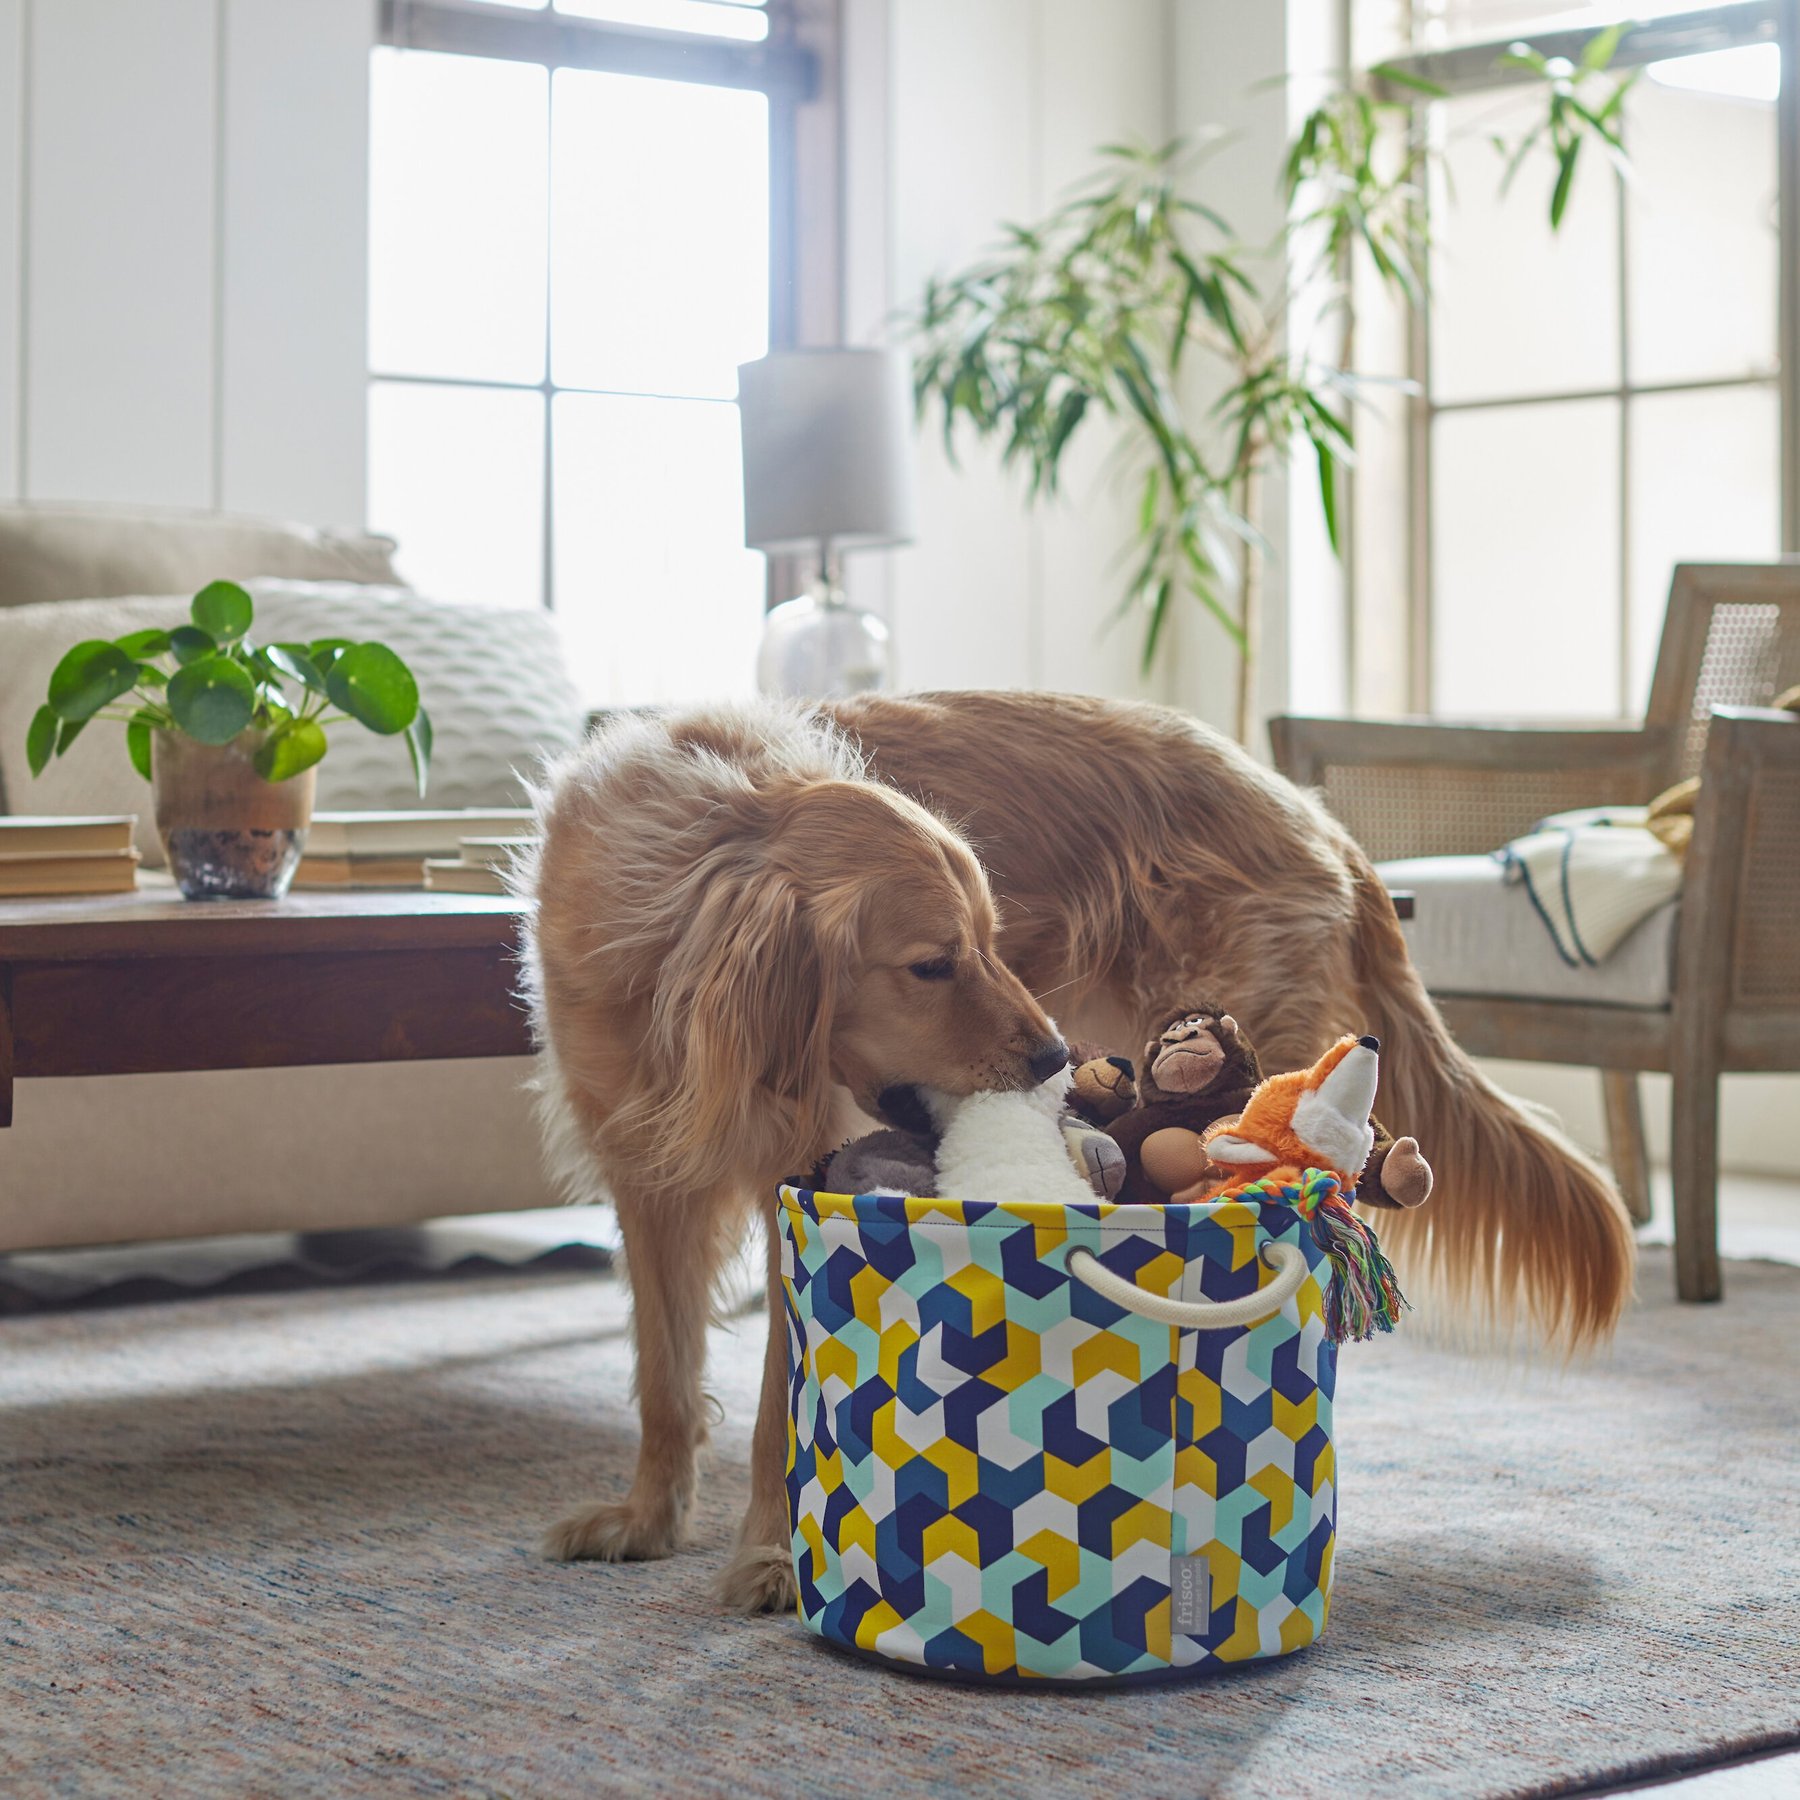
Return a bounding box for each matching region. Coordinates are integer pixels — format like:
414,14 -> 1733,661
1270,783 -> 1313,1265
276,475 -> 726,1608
946,1262 -> 1007,1338
1310,1437 -> 1336,1496
1110,1499 -> 1172,1556
955,1608 -> 1020,1677
1044,1447 -> 1112,1505
1016,1527 -> 1082,1602
869,1397 -> 916,1469
848,1260 -> 890,1330
1214,1593 -> 1264,1664
877,1319 -> 919,1390
1279,1602 -> 1319,1655
921,1513 -> 981,1569
1272,1388 -> 1317,1444
1072,1329 -> 1147,1387
922,1432 -> 981,1507
1177,1369 -> 1222,1443
1174,1443 -> 1217,1499
1143,1591 -> 1172,1665
981,1320 -> 1042,1393
1247,1464 -> 1295,1536
853,1597 -> 904,1650
839,1502 -> 876,1566
815,1334 -> 859,1394
1131,1249 -> 1186,1301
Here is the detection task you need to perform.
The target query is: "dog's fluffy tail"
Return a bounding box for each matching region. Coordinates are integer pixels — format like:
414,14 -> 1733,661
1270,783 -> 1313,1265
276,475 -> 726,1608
1346,853 -> 1636,1350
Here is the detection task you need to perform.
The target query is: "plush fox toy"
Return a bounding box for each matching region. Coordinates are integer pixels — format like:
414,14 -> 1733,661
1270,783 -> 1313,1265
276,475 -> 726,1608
1194,1034 -> 1383,1199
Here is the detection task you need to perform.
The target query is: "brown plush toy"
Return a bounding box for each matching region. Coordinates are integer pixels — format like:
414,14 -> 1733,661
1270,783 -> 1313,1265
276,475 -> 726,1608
1101,1005 -> 1434,1209
1064,1042 -> 1138,1126
1103,1006 -> 1263,1205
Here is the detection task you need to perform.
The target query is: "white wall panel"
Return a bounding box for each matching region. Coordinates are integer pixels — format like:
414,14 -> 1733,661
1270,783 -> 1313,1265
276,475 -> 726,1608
887,0 -> 1035,689
220,0 -> 371,529
25,0 -> 218,506
0,0 -> 21,499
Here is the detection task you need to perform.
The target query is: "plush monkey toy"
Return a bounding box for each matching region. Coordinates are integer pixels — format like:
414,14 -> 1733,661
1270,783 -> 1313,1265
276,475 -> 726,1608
1101,1006 -> 1264,1205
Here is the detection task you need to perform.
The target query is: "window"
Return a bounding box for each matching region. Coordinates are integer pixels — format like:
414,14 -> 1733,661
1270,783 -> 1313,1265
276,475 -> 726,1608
367,0 -> 810,706
1358,2 -> 1796,718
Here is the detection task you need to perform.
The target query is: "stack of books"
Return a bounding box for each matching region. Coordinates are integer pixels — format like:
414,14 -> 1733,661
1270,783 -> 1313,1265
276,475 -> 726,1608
423,836 -> 536,896
0,816 -> 141,897
293,810 -> 535,889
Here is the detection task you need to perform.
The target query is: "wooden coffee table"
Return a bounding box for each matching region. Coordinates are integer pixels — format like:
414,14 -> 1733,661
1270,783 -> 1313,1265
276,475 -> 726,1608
0,878 -> 532,1128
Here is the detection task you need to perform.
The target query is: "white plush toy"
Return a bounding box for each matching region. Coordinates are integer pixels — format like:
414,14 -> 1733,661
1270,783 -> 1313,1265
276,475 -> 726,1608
923,1067 -> 1107,1209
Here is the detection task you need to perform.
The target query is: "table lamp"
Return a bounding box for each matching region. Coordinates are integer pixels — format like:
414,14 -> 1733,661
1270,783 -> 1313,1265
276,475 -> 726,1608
737,348 -> 916,698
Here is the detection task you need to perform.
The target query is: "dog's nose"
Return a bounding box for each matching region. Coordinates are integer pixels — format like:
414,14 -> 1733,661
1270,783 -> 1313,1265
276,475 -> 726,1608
1358,1035 -> 1380,1052
1028,1038 -> 1070,1083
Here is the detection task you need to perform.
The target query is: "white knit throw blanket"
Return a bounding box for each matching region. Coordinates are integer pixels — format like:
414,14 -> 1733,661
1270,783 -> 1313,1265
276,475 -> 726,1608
1497,806 -> 1683,967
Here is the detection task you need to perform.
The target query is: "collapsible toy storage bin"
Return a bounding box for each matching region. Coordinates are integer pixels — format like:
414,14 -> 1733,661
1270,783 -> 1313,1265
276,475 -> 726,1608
780,1177 -> 1355,1683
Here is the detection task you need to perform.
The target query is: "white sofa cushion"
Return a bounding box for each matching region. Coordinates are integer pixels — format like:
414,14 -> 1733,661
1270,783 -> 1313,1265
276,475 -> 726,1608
0,500 -> 403,609
0,582 -> 589,858
1378,853 -> 1678,1009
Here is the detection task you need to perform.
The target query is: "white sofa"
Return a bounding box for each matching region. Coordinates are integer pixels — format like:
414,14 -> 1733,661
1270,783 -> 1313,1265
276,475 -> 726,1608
0,502 -> 582,1252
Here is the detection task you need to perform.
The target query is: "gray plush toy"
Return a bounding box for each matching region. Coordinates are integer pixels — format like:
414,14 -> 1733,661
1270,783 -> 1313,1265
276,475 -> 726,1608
816,1127 -> 940,1197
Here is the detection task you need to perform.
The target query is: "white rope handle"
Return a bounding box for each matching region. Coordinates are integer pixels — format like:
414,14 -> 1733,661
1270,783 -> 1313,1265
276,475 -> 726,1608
1064,1240 -> 1310,1330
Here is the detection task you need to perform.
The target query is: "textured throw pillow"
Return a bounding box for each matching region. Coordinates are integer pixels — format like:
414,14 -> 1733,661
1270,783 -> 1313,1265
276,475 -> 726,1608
0,582 -> 589,861
0,501 -> 405,610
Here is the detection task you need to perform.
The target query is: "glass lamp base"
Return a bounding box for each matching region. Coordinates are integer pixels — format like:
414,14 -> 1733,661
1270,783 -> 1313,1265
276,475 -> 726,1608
756,590 -> 891,700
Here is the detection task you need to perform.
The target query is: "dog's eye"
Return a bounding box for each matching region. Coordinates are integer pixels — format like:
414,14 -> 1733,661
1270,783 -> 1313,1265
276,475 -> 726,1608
908,957 -> 955,981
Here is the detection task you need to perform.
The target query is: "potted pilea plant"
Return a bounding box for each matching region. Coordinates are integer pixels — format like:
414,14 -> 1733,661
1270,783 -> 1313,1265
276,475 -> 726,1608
26,580 -> 430,900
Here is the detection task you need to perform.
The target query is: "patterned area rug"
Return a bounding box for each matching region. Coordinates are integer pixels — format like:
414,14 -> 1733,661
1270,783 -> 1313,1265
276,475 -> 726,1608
3,1249 -> 1795,1799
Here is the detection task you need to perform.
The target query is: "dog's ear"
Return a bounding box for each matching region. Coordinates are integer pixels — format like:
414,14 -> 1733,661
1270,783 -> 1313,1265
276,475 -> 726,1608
648,858 -> 848,1185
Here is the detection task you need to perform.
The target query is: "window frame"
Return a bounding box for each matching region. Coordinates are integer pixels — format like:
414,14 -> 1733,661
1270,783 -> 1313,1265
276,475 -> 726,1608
1370,0 -> 1800,714
370,0 -> 820,620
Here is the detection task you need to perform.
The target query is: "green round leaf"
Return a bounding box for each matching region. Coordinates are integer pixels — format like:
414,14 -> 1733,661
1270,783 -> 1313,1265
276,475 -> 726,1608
126,717 -> 154,781
307,637 -> 355,679
167,654 -> 256,746
265,642 -> 326,693
54,715 -> 87,758
47,640 -> 140,722
169,624 -> 217,665
191,580 -> 255,643
115,628 -> 172,660
251,717 -> 329,783
26,704 -> 57,777
135,663 -> 168,688
404,704 -> 433,799
325,642 -> 419,736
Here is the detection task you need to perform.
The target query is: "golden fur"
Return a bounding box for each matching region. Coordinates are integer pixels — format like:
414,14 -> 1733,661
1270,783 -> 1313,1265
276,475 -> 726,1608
523,690 -> 1634,1614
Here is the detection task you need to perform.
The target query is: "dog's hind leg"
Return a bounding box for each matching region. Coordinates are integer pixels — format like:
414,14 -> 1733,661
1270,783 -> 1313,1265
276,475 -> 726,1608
714,1199 -> 799,1614
543,1177 -> 745,1564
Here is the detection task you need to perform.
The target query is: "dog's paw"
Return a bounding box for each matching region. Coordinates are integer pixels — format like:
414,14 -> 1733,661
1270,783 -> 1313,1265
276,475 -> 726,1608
713,1540 -> 797,1615
541,1497 -> 684,1563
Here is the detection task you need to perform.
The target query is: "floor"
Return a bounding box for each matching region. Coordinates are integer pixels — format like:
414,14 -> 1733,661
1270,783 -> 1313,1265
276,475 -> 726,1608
4,1171 -> 1796,1798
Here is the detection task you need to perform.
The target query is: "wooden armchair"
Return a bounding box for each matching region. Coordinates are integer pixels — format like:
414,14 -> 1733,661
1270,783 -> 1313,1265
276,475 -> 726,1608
1271,563 -> 1800,1303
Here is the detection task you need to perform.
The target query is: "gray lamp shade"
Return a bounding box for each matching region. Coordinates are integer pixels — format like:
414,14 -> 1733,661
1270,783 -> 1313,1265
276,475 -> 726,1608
737,349 -> 916,554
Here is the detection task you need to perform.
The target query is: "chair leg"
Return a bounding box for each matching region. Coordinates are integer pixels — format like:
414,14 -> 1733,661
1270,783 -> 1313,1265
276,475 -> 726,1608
1668,1034 -> 1723,1303
1600,1070 -> 1652,1227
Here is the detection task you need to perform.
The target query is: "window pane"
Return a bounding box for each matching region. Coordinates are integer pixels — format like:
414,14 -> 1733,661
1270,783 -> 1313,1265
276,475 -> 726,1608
369,382 -> 545,609
553,393 -> 763,705
369,50 -> 547,384
555,0 -> 768,39
551,70 -> 768,399
1626,55 -> 1779,386
1432,398 -> 1622,717
1626,384 -> 1780,711
1429,88 -> 1619,403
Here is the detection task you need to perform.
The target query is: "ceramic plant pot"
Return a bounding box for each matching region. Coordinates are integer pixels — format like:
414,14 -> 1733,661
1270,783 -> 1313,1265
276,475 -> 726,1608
151,729 -> 315,900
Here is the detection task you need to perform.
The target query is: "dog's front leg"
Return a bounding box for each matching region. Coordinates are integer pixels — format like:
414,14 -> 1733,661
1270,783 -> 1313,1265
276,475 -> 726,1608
714,1200 -> 798,1615
543,1182 -> 733,1564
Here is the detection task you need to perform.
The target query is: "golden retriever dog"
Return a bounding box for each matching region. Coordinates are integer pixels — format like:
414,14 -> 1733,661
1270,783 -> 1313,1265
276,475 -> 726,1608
523,690 -> 1633,1614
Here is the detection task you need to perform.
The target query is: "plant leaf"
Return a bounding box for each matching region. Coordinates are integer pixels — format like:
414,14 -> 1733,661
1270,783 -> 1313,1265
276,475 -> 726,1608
404,705 -> 433,799
26,704 -> 57,777
126,717 -> 153,781
1367,62 -> 1448,99
266,641 -> 327,693
1314,436 -> 1341,556
167,654 -> 257,746
325,642 -> 420,735
47,640 -> 140,722
1550,134 -> 1581,228
191,580 -> 255,643
115,628 -> 172,660
54,715 -> 88,758
169,625 -> 217,665
1579,20 -> 1627,73
252,716 -> 329,782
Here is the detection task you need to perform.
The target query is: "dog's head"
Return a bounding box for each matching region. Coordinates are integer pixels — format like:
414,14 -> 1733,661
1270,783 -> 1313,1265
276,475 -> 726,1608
651,777 -> 1063,1172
